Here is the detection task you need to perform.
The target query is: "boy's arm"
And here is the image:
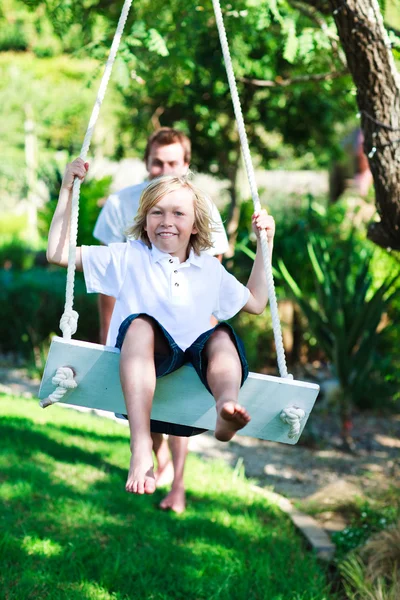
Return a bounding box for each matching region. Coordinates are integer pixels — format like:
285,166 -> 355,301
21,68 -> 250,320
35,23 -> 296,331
243,211 -> 275,315
47,158 -> 88,270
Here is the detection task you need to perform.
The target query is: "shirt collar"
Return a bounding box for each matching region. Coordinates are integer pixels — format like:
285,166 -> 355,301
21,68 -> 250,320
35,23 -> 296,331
150,244 -> 204,268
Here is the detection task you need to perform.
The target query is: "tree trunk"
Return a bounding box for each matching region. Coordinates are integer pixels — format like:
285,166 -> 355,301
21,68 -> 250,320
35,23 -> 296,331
329,0 -> 400,249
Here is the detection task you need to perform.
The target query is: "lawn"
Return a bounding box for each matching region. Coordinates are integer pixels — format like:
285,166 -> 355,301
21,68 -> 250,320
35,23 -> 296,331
0,394 -> 334,600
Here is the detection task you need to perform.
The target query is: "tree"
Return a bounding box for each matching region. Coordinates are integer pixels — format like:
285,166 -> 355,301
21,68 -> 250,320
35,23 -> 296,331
17,0 -> 400,248
17,1 -> 358,228
289,0 -> 400,250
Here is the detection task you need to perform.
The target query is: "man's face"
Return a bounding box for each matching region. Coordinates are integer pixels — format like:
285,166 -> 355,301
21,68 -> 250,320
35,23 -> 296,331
146,143 -> 189,179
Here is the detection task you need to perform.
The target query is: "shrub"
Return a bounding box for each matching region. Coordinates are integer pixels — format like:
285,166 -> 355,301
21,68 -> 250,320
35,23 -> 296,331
0,22 -> 28,51
0,238 -> 36,271
278,229 -> 399,418
0,267 -> 99,361
332,503 -> 398,556
38,171 -> 112,246
230,309 -> 275,373
340,554 -> 400,600
0,213 -> 28,238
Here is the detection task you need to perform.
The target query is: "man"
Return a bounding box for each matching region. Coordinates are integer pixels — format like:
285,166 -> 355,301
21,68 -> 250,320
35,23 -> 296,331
93,127 -> 228,513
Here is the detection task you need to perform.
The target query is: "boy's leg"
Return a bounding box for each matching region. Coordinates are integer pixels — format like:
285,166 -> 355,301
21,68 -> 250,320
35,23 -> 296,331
119,316 -> 169,495
159,435 -> 189,513
204,327 -> 250,441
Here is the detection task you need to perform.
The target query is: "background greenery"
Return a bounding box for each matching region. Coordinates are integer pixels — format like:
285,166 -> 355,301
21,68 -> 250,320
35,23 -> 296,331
0,394 -> 334,600
1,2 -> 400,599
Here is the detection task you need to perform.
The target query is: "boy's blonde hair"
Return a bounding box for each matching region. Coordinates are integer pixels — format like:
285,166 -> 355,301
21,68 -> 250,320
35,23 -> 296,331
127,175 -> 216,255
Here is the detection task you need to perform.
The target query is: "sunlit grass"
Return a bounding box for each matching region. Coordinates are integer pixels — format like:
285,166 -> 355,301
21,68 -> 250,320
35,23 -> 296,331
0,393 -> 335,600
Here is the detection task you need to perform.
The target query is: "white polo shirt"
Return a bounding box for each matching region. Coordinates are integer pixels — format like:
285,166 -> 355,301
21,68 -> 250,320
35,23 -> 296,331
93,182 -> 229,256
82,240 -> 250,349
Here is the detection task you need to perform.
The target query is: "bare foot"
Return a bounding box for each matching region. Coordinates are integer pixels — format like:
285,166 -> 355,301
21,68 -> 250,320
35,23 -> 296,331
126,448 -> 156,495
214,401 -> 250,442
155,459 -> 174,487
159,486 -> 186,514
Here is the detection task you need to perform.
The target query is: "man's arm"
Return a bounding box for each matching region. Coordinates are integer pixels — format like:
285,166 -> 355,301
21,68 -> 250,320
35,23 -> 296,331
94,194 -> 126,345
210,254 -> 223,327
98,294 -> 116,345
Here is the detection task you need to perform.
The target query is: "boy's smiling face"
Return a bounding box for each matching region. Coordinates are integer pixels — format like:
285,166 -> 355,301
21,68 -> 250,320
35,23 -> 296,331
145,187 -> 198,263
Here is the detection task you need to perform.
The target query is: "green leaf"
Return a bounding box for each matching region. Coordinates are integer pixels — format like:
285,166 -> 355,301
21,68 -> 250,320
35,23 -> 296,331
146,29 -> 169,57
283,18 -> 298,64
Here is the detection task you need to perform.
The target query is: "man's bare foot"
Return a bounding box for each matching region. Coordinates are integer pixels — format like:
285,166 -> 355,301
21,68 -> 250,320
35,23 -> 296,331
155,459 -> 174,487
126,449 -> 156,495
214,401 -> 250,442
159,485 -> 186,514
153,437 -> 175,487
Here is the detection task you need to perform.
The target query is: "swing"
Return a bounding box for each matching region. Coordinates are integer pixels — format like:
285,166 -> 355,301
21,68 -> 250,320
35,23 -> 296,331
38,0 -> 319,444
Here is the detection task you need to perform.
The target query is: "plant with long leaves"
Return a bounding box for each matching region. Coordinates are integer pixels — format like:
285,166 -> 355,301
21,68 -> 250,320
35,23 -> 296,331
278,231 -> 399,445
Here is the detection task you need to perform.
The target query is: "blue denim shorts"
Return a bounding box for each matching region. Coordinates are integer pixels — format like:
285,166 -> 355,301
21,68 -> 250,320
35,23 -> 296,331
115,313 -> 249,437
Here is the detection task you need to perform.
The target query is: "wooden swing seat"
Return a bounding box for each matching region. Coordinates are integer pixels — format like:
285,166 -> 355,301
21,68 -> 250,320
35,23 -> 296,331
38,336 -> 319,445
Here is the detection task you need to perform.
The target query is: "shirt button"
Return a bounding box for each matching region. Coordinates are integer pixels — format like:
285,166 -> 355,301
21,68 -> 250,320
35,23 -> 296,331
175,283 -> 179,287
169,259 -> 173,263
174,270 -> 178,274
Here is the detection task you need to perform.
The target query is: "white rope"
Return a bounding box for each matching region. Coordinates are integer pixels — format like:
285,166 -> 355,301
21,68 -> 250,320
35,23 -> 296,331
39,367 -> 77,408
60,0 -> 133,340
280,407 -> 306,439
211,0 -> 292,379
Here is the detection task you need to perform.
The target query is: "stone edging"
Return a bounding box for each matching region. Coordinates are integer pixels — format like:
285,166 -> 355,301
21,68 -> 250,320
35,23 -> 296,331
250,485 -> 336,561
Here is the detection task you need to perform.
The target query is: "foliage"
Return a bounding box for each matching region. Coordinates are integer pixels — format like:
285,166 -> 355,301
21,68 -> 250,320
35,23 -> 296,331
0,21 -> 28,51
110,0 -> 356,177
0,268 -> 99,361
0,238 -> 36,270
230,309 -> 276,373
333,489 -> 400,600
0,394 -> 333,600
332,502 -> 398,557
339,554 -> 400,600
38,168 -> 112,246
0,52 -> 119,206
278,229 -> 400,408
0,212 -> 28,238
338,516 -> 400,600
10,0 -> 358,174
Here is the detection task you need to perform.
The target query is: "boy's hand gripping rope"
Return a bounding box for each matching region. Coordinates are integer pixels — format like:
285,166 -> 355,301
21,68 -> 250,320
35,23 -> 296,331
41,0 -> 133,407
211,0 -> 306,437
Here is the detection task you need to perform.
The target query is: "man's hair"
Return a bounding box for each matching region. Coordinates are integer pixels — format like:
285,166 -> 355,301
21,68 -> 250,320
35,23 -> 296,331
144,128 -> 191,164
127,175 -> 215,256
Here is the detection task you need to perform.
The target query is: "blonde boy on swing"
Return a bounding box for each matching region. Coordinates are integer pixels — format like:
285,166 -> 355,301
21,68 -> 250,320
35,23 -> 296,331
47,158 -> 275,496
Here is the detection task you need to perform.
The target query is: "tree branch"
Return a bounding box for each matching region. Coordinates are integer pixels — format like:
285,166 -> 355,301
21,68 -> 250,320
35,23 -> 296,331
289,0 -> 346,64
239,70 -> 348,87
301,0 -> 331,13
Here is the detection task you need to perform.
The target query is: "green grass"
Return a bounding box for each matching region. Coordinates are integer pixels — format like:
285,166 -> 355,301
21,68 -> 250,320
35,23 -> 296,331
0,394 -> 334,600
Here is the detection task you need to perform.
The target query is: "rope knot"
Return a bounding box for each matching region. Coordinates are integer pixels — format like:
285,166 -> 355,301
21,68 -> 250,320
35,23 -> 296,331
52,367 -> 77,389
280,406 -> 305,439
59,310 -> 79,338
39,367 -> 77,409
